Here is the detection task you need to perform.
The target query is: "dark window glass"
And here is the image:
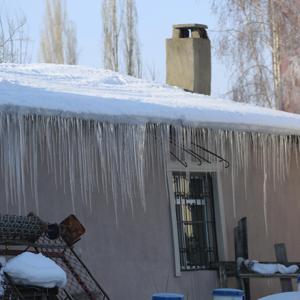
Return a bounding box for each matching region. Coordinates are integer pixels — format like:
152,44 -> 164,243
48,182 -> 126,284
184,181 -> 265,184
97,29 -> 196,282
173,172 -> 218,270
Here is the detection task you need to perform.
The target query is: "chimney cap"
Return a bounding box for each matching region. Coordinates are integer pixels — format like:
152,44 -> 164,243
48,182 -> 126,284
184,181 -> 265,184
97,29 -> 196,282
173,24 -> 208,30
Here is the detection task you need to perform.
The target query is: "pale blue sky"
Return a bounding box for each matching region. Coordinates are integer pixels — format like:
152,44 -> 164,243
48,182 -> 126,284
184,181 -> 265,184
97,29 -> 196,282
1,0 -> 228,97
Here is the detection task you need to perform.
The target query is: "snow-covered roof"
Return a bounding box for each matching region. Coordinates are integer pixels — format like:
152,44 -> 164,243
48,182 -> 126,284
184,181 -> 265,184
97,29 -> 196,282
1,63 -> 300,135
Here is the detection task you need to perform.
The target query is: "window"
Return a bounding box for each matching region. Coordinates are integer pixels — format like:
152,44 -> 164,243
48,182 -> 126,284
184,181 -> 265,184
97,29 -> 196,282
172,172 -> 218,270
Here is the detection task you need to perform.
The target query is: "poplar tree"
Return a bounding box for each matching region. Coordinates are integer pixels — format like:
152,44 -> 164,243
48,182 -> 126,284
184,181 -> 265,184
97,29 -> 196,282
40,0 -> 78,65
123,0 -> 141,77
65,21 -> 78,65
102,0 -> 142,77
102,0 -> 120,71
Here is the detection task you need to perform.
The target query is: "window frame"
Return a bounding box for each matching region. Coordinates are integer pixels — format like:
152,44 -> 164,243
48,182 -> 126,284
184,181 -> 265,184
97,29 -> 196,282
174,172 -> 218,271
167,159 -> 228,276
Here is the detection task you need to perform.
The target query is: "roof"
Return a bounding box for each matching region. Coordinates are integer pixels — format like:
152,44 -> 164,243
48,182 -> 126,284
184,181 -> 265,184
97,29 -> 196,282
0,63 -> 300,135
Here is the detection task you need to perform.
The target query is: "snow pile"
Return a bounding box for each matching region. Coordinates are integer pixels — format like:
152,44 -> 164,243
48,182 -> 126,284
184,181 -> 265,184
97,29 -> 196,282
259,292 -> 300,300
4,252 -> 67,288
0,63 -> 300,135
244,259 -> 299,275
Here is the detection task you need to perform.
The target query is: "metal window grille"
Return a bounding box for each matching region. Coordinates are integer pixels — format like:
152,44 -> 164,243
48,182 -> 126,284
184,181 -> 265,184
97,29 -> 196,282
173,172 -> 218,270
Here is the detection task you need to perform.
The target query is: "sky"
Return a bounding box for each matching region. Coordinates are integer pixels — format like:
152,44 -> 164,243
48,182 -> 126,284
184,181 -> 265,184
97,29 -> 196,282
1,0 -> 228,97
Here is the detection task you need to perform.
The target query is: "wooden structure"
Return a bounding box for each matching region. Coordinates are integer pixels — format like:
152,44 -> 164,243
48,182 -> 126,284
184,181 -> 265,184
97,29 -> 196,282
218,218 -> 300,299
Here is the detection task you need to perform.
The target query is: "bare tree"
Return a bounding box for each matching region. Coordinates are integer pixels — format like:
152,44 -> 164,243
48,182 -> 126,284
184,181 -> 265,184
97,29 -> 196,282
65,21 -> 78,65
212,0 -> 300,110
212,0 -> 277,107
0,11 -> 31,63
40,0 -> 78,65
145,62 -> 160,82
123,0 -> 141,77
274,0 -> 300,112
101,0 -> 142,77
102,0 -> 122,71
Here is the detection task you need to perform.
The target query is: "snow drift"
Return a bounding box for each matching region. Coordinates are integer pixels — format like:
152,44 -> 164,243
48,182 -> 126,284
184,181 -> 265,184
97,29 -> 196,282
0,63 -> 300,135
4,252 -> 67,288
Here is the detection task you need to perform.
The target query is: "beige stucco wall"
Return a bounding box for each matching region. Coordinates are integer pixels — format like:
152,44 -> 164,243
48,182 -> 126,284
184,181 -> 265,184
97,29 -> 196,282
2,143 -> 218,300
220,147 -> 300,298
2,130 -> 300,299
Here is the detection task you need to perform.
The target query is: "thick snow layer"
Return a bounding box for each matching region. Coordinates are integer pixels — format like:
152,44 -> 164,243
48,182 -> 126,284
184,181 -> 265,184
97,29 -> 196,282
1,63 -> 300,135
4,252 -> 67,288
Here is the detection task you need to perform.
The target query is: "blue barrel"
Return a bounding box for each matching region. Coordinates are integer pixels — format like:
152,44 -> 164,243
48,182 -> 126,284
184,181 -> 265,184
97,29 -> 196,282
152,293 -> 184,300
213,288 -> 244,299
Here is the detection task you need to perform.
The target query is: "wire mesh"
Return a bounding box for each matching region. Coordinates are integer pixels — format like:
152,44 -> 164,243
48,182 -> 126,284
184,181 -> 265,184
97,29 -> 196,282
35,235 -> 109,300
1,274 -> 59,300
0,215 -> 44,243
0,234 -> 109,300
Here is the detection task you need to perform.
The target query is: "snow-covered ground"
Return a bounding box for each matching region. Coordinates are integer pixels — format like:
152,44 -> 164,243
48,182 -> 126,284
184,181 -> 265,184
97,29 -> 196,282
1,63 -> 300,135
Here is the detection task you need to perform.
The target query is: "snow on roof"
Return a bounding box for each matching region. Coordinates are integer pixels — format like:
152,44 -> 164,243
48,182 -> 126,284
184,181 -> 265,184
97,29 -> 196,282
1,63 -> 300,135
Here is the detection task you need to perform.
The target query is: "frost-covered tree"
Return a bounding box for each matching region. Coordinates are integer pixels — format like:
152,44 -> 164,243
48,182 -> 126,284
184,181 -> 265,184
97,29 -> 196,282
123,0 -> 141,77
145,62 -> 160,82
212,0 -> 300,110
101,0 -> 142,76
0,11 -> 31,63
65,21 -> 78,65
40,0 -> 78,65
274,0 -> 300,113
102,0 -> 121,71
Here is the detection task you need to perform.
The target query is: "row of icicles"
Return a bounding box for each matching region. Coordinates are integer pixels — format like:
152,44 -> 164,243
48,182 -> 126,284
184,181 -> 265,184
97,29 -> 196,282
0,112 -> 299,227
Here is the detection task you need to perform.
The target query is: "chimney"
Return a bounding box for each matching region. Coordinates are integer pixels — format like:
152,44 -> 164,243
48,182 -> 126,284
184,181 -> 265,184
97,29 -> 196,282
166,24 -> 211,95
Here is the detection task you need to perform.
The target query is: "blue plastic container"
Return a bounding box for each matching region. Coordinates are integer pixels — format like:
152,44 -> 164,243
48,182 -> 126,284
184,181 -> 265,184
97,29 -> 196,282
152,293 -> 184,300
213,288 -> 244,300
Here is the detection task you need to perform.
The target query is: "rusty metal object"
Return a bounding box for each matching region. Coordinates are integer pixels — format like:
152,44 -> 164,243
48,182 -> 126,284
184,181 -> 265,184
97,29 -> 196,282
60,215 -> 86,246
0,214 -> 109,300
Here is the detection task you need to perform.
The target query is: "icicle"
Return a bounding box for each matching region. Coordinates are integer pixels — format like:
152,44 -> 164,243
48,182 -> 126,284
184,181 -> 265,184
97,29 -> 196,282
0,109 -> 299,224
230,132 -> 237,219
263,170 -> 268,235
262,137 -> 269,235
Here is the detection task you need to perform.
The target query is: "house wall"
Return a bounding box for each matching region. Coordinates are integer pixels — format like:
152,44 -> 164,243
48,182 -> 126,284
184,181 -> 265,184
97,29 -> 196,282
2,146 -> 218,300
220,147 -> 300,299
2,130 -> 300,300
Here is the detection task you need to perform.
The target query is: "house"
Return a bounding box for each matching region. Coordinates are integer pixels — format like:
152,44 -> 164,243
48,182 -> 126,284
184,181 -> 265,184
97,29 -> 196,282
1,25 -> 300,300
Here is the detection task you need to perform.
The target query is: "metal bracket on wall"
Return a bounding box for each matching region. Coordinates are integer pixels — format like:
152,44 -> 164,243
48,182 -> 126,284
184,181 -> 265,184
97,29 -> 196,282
170,138 -> 210,166
169,138 -> 230,168
150,126 -> 230,168
191,142 -> 230,168
170,151 -> 188,168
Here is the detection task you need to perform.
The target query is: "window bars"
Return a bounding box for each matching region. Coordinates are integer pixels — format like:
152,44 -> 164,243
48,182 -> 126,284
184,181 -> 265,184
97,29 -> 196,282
173,172 -> 218,270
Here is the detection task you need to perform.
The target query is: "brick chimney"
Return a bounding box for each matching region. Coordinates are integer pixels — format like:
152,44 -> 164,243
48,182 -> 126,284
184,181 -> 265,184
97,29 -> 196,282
166,24 -> 211,95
